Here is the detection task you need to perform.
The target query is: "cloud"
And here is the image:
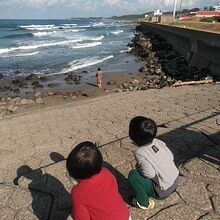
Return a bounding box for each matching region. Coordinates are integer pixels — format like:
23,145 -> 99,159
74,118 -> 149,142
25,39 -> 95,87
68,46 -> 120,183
0,0 -> 212,18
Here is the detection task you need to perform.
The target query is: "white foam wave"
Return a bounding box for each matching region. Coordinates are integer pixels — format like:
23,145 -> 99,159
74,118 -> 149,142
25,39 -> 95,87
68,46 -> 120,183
111,30 -> 124,35
2,52 -> 39,58
71,42 -> 102,49
19,25 -> 55,31
0,39 -> 82,55
33,31 -> 54,37
83,35 -> 104,41
91,22 -> 105,27
62,55 -> 114,73
61,24 -> 78,26
78,25 -> 91,28
120,47 -> 132,53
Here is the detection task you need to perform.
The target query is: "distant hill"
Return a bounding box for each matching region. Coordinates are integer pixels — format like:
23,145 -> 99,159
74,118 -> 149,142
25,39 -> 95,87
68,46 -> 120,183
109,12 -> 153,20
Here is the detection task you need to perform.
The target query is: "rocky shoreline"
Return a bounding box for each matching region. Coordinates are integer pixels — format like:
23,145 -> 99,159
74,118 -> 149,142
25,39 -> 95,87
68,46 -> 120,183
0,25 -> 216,118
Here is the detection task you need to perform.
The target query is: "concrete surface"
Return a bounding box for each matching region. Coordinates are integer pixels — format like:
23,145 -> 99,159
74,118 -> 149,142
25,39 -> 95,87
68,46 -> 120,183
0,84 -> 220,219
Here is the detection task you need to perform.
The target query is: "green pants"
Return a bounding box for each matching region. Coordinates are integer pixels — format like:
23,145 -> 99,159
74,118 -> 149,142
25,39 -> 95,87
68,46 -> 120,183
128,170 -> 161,207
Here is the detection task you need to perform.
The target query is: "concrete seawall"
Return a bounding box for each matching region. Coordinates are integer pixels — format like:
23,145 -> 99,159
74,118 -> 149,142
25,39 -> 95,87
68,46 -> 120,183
140,22 -> 220,79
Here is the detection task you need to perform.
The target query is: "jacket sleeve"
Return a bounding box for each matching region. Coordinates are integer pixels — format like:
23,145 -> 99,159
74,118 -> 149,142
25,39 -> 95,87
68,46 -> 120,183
134,152 -> 156,179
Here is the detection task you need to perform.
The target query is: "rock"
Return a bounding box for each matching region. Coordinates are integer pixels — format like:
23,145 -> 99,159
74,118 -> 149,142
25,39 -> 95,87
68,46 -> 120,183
81,70 -> 88,73
7,105 -> 19,112
0,73 -> 3,79
13,88 -> 20,93
122,83 -> 129,89
34,91 -> 43,97
47,91 -> 54,96
130,79 -> 140,86
139,66 -> 148,73
115,88 -> 123,93
25,74 -> 39,81
32,81 -> 43,89
39,76 -> 48,82
0,86 -> 10,92
47,83 -> 61,88
27,99 -> 35,104
35,97 -> 45,104
20,99 -> 28,105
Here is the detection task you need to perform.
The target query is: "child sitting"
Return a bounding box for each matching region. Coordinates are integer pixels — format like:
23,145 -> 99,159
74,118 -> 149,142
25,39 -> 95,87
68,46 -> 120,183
128,116 -> 179,209
66,141 -> 131,220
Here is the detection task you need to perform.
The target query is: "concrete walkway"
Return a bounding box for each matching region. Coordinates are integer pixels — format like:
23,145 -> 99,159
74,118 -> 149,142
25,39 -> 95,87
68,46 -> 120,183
0,84 -> 220,219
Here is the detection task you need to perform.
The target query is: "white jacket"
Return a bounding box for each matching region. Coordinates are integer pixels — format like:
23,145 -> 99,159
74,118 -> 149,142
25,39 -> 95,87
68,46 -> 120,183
134,138 -> 179,191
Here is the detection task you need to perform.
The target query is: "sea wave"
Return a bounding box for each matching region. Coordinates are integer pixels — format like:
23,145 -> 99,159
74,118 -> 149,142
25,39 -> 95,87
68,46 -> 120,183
78,25 -> 91,28
111,30 -> 124,35
33,31 -> 53,37
91,22 -> 105,27
83,35 -> 104,41
2,33 -> 33,39
120,47 -> 132,53
71,42 -> 102,49
2,51 -> 39,58
0,39 -> 83,55
62,55 -> 114,73
18,25 -> 55,31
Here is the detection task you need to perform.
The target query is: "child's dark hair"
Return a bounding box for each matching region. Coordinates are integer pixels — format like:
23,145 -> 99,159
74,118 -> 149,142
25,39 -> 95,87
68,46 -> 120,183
66,141 -> 103,179
97,67 -> 101,71
129,116 -> 157,146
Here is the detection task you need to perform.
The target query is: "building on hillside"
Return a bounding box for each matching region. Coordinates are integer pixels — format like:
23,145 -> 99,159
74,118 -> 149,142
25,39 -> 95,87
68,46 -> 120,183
196,11 -> 220,17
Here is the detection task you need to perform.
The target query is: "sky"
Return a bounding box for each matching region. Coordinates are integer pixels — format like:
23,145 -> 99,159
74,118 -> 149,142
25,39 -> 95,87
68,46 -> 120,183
0,0 -> 218,19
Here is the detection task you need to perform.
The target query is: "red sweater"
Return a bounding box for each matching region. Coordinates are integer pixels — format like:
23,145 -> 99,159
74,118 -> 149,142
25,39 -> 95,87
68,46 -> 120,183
71,168 -> 129,220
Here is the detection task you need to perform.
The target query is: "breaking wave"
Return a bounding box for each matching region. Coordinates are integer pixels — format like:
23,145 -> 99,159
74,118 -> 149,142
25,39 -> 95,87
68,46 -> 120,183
62,55 -> 114,73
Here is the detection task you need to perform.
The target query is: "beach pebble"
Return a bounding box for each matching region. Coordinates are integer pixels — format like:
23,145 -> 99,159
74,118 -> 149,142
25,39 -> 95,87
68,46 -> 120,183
20,99 -> 28,105
48,91 -> 54,96
35,97 -> 45,104
7,105 -> 19,112
34,91 -> 43,97
115,88 -> 123,93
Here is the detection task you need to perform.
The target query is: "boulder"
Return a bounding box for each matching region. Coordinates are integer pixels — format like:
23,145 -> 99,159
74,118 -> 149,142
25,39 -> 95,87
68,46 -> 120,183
26,74 -> 39,81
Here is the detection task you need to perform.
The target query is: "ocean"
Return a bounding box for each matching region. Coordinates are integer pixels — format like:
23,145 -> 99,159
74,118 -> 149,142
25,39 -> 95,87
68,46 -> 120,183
0,19 -> 137,77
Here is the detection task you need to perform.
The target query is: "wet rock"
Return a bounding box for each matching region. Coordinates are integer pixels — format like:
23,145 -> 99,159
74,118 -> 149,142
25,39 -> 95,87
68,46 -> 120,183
47,83 -> 61,88
39,76 -> 48,82
81,70 -> 88,73
139,66 -> 148,73
26,74 -> 39,81
13,88 -> 20,93
0,86 -> 10,92
32,81 -> 43,89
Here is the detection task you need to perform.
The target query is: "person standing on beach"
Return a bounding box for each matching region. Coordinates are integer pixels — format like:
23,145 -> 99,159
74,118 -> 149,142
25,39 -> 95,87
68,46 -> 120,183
96,67 -> 103,88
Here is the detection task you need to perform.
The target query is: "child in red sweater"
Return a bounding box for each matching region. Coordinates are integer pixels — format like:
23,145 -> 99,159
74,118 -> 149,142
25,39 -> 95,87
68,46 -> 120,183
66,141 -> 131,220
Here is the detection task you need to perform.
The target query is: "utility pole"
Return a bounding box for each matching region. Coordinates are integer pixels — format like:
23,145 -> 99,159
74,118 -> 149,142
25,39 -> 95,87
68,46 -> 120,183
179,0 -> 183,13
173,0 -> 178,19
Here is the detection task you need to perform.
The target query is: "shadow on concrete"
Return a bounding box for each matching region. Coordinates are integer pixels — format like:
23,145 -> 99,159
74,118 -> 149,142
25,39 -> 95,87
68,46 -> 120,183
13,109 -> 219,218
14,153 -> 71,220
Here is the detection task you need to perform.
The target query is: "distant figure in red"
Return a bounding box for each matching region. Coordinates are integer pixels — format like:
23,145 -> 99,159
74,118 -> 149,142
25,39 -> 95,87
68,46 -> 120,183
96,67 -> 103,88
